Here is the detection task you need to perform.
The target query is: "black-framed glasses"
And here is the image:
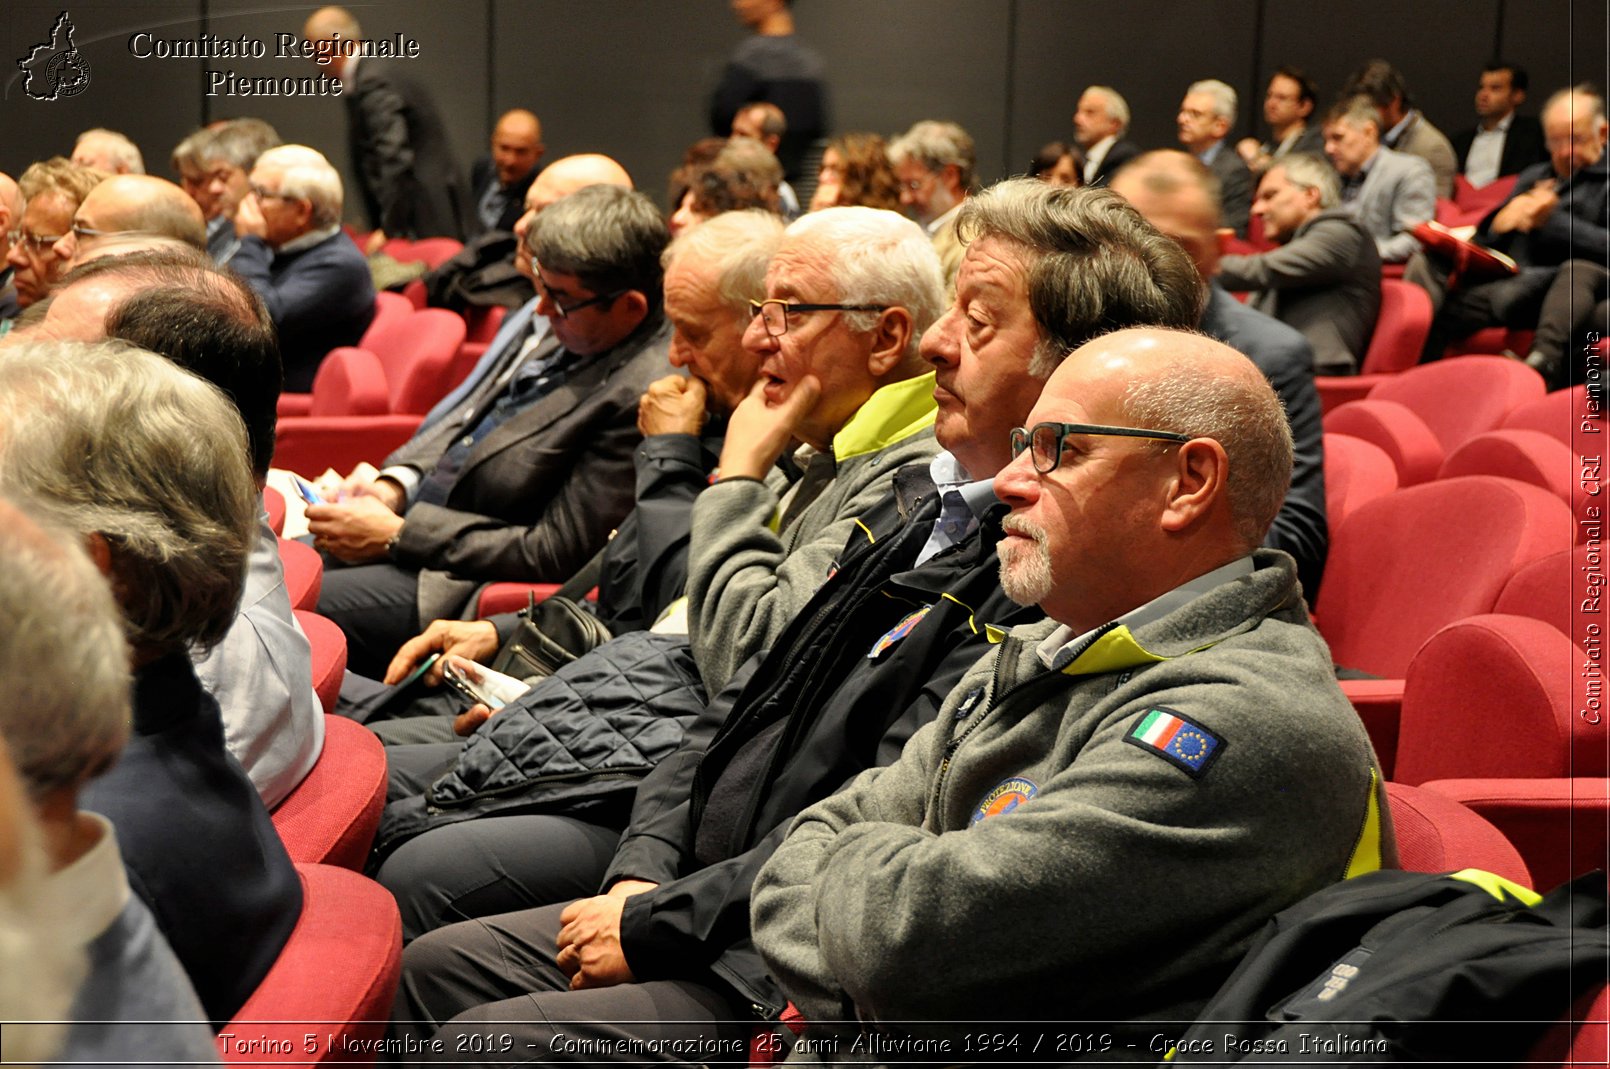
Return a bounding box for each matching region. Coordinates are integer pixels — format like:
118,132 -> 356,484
6,228 -> 63,253
748,298 -> 889,338
249,184 -> 296,202
529,261 -> 627,319
1010,421 -> 1194,474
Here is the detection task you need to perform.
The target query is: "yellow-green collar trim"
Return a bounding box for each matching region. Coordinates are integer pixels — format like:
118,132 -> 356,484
832,372 -> 937,462
1055,624 -> 1221,677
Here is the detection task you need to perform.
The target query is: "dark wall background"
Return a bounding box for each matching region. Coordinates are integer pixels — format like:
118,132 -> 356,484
4,1 -> 1604,223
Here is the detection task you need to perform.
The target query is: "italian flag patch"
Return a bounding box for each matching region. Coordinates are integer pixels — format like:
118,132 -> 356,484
1124,707 -> 1224,778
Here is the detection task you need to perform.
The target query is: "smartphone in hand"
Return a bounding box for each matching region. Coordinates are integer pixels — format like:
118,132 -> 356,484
440,655 -> 530,711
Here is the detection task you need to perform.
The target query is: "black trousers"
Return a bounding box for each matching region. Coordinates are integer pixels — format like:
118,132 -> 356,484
1532,259 -> 1610,388
317,561 -> 422,679
391,902 -> 753,1065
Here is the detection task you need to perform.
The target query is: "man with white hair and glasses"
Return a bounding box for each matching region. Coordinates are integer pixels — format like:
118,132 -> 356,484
229,143 -> 375,390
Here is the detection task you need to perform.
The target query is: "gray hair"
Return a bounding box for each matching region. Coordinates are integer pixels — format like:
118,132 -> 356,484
527,184 -> 669,311
1273,152 -> 1341,209
1084,86 -> 1131,137
0,499 -> 130,801
1325,96 -> 1383,134
75,129 -> 145,175
254,144 -> 343,228
202,118 -> 283,172
1187,79 -> 1238,122
956,179 -> 1204,376
1118,341 -> 1295,547
663,209 -> 784,316
170,127 -> 211,174
888,120 -> 977,189
784,206 -> 946,364
0,342 -> 256,654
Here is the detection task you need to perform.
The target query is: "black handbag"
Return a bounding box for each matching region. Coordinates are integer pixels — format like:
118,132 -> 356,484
489,590 -> 612,682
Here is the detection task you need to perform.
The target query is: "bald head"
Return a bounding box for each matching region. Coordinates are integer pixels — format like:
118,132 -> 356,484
527,153 -> 632,211
490,109 -> 545,188
303,5 -> 360,40
1108,149 -> 1221,278
994,327 -> 1291,630
53,175 -> 206,268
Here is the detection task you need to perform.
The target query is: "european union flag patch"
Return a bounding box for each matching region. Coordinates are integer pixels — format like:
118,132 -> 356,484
1124,707 -> 1224,778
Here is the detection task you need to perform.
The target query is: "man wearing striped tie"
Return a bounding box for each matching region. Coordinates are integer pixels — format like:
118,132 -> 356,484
752,326 -> 1396,1055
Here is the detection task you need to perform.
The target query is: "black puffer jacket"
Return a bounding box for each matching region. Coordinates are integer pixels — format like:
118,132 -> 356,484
371,630 -> 707,861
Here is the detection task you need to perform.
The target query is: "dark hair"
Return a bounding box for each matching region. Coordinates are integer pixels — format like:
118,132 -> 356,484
1272,65 -> 1319,108
65,251 -> 281,477
1483,61 -> 1529,94
1342,59 -> 1411,110
527,184 -> 669,312
1029,140 -> 1084,184
687,139 -> 784,217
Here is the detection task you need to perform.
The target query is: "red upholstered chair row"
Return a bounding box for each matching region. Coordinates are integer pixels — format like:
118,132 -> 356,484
1423,778 -> 1610,896
264,486 -> 287,537
1384,781 -> 1531,887
380,236 -> 464,269
1323,355 -> 1548,485
217,863 -> 401,1067
1315,279 -> 1435,415
1495,545 -> 1587,638
1394,614 -> 1600,786
271,414 -> 423,478
270,715 -> 387,871
295,609 -> 346,717
1320,433 -> 1398,537
1313,476 -> 1572,773
1504,384 -> 1602,446
278,292 -> 413,419
278,537 -> 322,612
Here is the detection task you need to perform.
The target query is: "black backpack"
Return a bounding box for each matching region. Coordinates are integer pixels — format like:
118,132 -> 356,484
1167,869 -> 1609,1064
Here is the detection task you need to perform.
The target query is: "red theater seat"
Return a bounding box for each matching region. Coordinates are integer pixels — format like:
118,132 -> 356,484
1422,778 -> 1610,895
295,610 -> 347,717
278,537 -> 323,612
1385,782 -> 1530,887
271,716 -> 387,870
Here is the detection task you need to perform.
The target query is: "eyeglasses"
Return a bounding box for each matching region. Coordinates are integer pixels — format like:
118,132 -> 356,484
70,222 -> 113,242
748,299 -> 889,338
530,262 -> 626,318
1010,421 -> 1194,474
249,184 -> 301,202
6,228 -> 64,253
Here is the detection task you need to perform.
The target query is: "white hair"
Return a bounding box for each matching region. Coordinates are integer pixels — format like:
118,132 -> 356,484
254,144 -> 344,228
663,209 -> 784,315
1085,86 -> 1131,136
1187,79 -> 1239,122
784,206 -> 946,364
75,128 -> 145,174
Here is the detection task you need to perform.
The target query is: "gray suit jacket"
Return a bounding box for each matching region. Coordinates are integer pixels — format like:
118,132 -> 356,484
1345,147 -> 1435,263
1388,110 -> 1458,200
388,314 -> 675,621
1218,209 -> 1382,375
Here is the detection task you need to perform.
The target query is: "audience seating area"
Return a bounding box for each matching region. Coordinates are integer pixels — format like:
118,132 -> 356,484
1315,346 -> 1604,930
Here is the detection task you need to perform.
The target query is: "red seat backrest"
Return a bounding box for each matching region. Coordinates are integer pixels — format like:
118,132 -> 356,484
386,309 -> 470,415
1385,782 -> 1531,886
1359,279 -> 1433,376
1368,355 -> 1547,454
308,347 -> 389,418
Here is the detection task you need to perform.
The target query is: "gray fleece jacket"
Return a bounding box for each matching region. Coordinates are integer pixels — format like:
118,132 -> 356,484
752,550 -> 1394,1057
687,372 -> 940,692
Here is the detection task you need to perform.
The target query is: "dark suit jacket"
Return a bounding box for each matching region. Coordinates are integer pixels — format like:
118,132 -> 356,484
1452,114 -> 1549,181
1090,138 -> 1142,186
388,311 -> 676,621
345,59 -> 471,240
1478,156 -> 1610,269
1218,208 -> 1382,376
468,157 -> 538,235
231,230 -> 376,392
1200,284 -> 1328,598
1207,141 -> 1255,237
81,653 -> 302,1028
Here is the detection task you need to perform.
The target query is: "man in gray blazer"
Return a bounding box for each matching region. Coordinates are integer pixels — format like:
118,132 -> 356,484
1324,96 -> 1435,264
1217,152 -> 1382,376
308,185 -> 673,676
